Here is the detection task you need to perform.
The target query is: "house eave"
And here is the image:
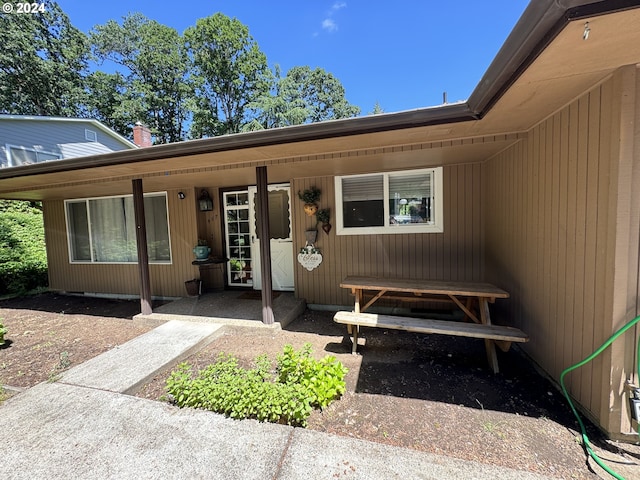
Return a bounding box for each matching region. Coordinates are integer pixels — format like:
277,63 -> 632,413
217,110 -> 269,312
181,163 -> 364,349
0,103 -> 475,180
468,0 -> 640,116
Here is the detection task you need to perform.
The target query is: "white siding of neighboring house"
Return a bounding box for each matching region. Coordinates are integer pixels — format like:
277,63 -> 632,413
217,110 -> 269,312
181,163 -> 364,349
0,119 -> 135,167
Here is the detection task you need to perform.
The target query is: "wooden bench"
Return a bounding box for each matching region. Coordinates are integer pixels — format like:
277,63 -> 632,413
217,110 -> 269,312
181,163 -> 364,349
334,311 -> 529,373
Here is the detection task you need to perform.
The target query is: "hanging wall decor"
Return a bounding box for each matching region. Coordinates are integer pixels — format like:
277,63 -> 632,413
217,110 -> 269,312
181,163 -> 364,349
297,244 -> 323,271
315,208 -> 332,234
298,186 -> 321,216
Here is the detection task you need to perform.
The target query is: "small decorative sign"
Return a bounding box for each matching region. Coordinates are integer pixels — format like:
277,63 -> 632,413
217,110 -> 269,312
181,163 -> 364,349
297,245 -> 322,271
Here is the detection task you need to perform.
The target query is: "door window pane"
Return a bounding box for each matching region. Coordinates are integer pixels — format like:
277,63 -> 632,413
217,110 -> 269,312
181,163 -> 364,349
253,189 -> 291,240
223,191 -> 253,286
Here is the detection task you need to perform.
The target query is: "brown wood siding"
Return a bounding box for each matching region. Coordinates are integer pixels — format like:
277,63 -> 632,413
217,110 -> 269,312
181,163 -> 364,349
484,67 -> 640,438
293,164 -> 484,306
44,187 -> 200,298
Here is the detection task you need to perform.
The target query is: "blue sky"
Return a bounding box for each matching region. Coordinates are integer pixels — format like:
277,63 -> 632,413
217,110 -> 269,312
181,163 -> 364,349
56,1 -> 530,115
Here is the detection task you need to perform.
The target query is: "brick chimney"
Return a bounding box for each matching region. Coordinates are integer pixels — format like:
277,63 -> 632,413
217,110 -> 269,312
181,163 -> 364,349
132,122 -> 152,147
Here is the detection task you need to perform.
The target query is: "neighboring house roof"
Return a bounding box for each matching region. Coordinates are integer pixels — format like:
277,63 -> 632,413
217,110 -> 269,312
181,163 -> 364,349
0,115 -> 138,150
0,0 -> 639,200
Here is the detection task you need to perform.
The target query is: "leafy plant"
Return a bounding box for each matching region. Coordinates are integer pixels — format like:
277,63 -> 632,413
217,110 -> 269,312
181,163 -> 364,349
276,343 -> 347,408
165,344 -> 347,426
197,238 -> 209,246
0,319 -> 6,345
0,201 -> 48,295
315,208 -> 330,224
297,186 -> 321,204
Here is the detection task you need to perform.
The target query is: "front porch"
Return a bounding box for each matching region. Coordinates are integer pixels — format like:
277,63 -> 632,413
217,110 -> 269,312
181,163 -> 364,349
133,290 -> 306,329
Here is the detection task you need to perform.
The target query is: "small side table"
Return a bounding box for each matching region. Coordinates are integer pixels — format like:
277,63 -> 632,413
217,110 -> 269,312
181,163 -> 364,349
192,257 -> 227,292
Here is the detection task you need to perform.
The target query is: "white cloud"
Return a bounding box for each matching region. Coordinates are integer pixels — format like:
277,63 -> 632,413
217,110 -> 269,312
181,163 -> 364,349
322,18 -> 338,32
320,2 -> 345,34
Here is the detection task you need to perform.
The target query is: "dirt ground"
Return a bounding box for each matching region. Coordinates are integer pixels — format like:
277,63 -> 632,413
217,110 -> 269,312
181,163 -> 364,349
2,293 -> 640,479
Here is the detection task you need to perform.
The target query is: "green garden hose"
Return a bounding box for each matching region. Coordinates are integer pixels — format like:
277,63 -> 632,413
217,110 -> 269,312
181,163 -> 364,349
560,314 -> 640,480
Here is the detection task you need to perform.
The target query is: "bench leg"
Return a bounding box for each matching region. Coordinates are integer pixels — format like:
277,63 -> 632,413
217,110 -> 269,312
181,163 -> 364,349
484,339 -> 499,374
351,325 -> 359,355
479,298 -> 499,374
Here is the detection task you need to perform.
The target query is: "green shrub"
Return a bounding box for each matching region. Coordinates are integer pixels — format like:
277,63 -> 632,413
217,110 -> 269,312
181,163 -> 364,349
276,343 -> 348,408
0,201 -> 48,295
166,344 -> 348,426
0,319 -> 6,345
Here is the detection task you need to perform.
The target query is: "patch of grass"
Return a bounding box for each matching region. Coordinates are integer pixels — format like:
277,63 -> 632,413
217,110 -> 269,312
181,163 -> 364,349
475,398 -> 507,439
31,341 -> 54,351
47,351 -> 71,382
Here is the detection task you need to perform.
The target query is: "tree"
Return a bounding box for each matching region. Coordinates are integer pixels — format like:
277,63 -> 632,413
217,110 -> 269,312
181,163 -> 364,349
85,71 -> 131,137
90,14 -> 192,143
245,65 -> 360,131
370,101 -> 384,115
279,66 -> 360,123
0,2 -> 89,116
244,65 -> 308,131
185,13 -> 270,136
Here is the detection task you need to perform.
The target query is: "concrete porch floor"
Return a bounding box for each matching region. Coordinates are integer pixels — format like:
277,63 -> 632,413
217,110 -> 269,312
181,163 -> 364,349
133,290 -> 306,330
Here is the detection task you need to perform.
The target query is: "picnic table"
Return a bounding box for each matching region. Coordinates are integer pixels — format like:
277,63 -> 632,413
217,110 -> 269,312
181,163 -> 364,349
334,276 -> 528,373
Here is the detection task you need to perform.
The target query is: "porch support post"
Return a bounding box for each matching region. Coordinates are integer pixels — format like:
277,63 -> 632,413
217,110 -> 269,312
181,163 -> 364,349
132,179 -> 152,315
256,166 -> 274,325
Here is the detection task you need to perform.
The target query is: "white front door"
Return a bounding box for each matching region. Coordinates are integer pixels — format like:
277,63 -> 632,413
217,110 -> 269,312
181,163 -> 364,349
248,184 -> 294,291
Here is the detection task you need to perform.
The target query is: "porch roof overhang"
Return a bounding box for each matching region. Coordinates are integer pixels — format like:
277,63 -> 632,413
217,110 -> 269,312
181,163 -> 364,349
1,0 -> 640,201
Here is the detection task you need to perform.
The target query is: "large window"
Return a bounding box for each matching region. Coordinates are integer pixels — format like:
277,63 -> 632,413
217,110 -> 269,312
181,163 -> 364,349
335,168 -> 443,235
65,193 -> 171,263
5,144 -> 61,167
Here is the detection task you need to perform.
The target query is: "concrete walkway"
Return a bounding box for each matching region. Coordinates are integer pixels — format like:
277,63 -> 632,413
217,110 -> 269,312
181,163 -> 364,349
0,320 -> 555,480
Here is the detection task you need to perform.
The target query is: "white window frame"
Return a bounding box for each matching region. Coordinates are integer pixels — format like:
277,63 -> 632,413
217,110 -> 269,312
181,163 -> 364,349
64,192 -> 172,264
335,167 -> 444,235
5,144 -> 61,167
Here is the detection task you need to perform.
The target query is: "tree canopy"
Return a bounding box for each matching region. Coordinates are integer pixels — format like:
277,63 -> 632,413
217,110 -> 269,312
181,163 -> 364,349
89,13 -> 192,143
246,65 -> 360,131
0,2 -> 89,116
185,13 -> 271,136
0,5 -> 362,140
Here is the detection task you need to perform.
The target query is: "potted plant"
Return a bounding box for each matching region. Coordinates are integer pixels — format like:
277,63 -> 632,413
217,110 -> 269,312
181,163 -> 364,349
298,186 -> 321,216
316,208 -> 331,234
193,239 -> 211,260
184,278 -> 201,297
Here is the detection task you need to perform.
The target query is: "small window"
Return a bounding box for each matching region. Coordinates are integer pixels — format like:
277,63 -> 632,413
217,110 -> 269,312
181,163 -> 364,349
335,167 -> 443,235
85,129 -> 97,142
5,144 -> 61,167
